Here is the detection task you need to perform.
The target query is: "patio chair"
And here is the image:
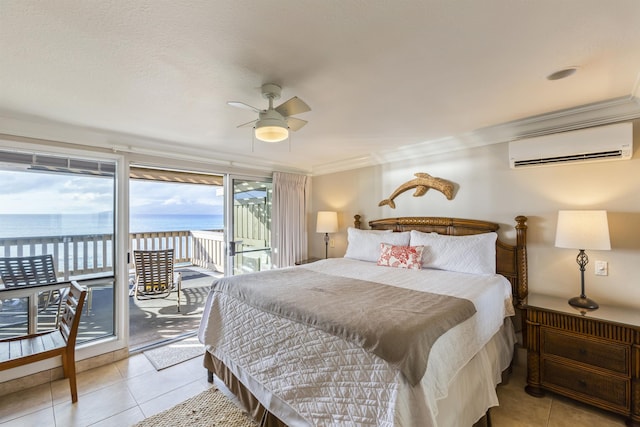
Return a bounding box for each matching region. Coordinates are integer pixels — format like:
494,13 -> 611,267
132,249 -> 182,312
0,255 -> 61,312
0,280 -> 87,402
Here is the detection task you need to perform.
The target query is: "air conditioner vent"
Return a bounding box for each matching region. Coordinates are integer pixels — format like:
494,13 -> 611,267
513,150 -> 623,167
509,122 -> 633,168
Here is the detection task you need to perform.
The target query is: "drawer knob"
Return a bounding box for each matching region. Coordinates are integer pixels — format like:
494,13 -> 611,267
578,348 -> 587,356
578,379 -> 587,388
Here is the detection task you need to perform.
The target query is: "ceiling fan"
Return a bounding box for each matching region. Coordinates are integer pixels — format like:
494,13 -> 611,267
228,83 -> 311,143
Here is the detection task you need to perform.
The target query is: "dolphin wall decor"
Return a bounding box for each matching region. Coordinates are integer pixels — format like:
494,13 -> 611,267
378,172 -> 455,209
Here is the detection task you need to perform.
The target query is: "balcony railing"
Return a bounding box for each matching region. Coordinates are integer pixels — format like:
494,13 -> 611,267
0,229 -> 226,342
0,229 -> 225,278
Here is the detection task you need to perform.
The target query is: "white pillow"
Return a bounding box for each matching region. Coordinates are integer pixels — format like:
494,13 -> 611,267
409,230 -> 497,275
344,228 -> 410,262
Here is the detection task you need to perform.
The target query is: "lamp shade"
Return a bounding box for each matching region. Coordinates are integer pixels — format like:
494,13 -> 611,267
555,210 -> 611,250
254,110 -> 289,142
255,124 -> 289,143
316,211 -> 338,233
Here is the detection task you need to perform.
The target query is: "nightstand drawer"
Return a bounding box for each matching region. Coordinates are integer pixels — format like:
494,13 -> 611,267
541,329 -> 629,375
542,358 -> 629,410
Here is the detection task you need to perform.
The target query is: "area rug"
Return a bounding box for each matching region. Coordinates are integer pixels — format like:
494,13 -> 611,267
143,336 -> 205,370
133,387 -> 258,427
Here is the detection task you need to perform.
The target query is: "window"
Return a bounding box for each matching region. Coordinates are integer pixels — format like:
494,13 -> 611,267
0,150 -> 116,343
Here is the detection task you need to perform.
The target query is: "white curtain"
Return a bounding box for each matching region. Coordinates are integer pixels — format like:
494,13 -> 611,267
272,172 -> 309,268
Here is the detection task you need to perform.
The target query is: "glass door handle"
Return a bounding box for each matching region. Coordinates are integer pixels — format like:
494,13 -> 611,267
229,240 -> 243,256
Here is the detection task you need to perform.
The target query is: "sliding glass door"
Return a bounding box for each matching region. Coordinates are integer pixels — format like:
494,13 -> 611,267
0,149 -> 116,342
128,166 -> 224,348
227,176 -> 272,275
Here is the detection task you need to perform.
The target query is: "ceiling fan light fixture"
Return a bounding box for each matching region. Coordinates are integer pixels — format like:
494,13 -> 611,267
255,120 -> 289,143
229,83 -> 310,143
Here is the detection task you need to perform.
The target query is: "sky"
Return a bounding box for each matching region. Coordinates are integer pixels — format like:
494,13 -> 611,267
130,180 -> 224,215
0,170 -> 224,215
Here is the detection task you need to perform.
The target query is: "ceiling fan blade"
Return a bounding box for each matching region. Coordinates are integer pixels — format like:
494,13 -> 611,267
286,117 -> 308,131
236,119 -> 258,128
275,96 -> 311,117
227,101 -> 262,113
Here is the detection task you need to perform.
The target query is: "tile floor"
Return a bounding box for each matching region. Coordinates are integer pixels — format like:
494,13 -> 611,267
491,360 -> 626,426
0,350 -> 629,426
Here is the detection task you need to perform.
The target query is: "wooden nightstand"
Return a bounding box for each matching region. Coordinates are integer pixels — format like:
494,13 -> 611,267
524,294 -> 640,426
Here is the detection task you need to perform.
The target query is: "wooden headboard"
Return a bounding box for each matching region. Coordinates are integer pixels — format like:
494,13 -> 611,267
354,215 -> 528,307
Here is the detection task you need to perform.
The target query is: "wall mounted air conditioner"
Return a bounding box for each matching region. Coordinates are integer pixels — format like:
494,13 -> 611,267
508,122 -> 633,168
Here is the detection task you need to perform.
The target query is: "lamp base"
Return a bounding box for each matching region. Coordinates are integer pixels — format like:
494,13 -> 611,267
568,296 -> 599,310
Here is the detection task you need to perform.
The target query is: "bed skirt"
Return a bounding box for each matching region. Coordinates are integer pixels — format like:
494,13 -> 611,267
202,348 -> 502,427
204,352 -> 287,427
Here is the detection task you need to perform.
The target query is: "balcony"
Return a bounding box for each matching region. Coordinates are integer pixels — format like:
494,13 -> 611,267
0,230 -> 225,348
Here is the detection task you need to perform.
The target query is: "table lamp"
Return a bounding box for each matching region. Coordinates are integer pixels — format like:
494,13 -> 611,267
316,211 -> 338,259
554,210 -> 610,310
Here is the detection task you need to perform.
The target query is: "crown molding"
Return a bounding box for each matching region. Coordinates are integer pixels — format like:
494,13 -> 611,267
0,112 -> 308,175
311,95 -> 640,176
479,95 -> 640,142
2,95 -> 639,178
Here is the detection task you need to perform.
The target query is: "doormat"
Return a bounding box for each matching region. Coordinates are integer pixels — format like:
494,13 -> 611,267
143,336 -> 205,370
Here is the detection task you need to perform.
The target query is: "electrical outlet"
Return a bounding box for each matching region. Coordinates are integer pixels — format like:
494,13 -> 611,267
595,260 -> 608,276
330,238 -> 335,248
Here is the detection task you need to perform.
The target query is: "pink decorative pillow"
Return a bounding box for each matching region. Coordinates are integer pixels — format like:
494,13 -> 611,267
377,243 -> 424,270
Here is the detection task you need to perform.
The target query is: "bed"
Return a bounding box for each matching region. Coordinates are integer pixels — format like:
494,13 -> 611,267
198,215 -> 528,426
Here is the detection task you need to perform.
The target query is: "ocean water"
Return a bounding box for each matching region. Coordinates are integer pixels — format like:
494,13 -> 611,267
0,213 -> 224,238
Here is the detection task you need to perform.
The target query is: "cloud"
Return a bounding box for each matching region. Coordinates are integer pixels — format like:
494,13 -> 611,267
0,170 -> 224,215
130,180 -> 223,215
0,171 -> 114,214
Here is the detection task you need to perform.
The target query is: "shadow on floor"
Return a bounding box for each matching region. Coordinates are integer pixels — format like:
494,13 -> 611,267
128,266 -> 221,349
0,266 -> 222,347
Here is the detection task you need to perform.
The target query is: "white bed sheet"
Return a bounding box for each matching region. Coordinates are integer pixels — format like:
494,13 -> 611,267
198,258 -> 516,426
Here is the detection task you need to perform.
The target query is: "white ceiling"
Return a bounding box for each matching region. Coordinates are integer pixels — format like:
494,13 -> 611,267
1,1 -> 639,175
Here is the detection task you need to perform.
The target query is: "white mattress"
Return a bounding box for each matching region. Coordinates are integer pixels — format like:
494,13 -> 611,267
198,258 -> 516,426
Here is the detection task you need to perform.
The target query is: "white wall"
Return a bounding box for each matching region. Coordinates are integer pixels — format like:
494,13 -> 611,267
311,120 -> 640,309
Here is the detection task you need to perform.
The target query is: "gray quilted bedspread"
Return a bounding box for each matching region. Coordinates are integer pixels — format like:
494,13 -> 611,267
210,267 -> 476,385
